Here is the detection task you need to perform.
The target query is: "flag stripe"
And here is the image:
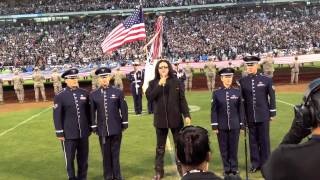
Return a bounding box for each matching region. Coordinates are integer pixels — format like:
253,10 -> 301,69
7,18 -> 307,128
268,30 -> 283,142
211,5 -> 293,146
104,30 -> 146,50
104,36 -> 147,53
102,24 -> 145,48
104,33 -> 147,52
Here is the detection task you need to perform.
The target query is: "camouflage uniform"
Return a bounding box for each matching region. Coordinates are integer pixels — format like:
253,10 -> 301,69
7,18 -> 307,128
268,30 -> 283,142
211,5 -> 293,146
204,60 -> 216,91
240,62 -> 248,77
51,68 -> 62,95
91,69 -> 99,90
290,57 -> 301,84
0,78 -> 3,104
261,55 -> 275,78
32,67 -> 47,102
184,63 -> 193,91
12,71 -> 24,103
113,68 -> 125,91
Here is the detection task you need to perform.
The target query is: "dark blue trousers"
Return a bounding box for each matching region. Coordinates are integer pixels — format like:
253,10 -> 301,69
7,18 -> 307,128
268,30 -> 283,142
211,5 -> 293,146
99,134 -> 122,180
217,129 -> 240,173
130,84 -> 142,114
61,138 -> 89,180
248,121 -> 270,169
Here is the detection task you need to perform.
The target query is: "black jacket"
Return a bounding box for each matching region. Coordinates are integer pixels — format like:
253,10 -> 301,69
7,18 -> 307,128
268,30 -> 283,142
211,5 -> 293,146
262,135 -> 320,180
181,171 -> 222,180
90,87 -> 128,137
146,77 -> 190,128
53,87 -> 91,139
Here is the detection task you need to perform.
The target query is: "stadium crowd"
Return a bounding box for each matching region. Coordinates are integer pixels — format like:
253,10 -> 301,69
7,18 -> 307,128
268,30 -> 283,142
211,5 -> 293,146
0,5 -> 319,67
0,0 -> 239,15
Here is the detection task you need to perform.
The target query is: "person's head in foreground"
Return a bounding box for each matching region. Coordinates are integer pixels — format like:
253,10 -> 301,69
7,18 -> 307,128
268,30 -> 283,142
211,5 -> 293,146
176,125 -> 222,180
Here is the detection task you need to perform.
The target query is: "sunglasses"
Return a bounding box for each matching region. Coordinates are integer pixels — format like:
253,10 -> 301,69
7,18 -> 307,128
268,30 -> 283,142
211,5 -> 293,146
158,66 -> 169,70
179,125 -> 208,134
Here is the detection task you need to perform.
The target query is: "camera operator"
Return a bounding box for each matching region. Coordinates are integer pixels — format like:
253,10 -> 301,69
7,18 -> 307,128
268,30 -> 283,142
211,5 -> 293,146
262,78 -> 320,180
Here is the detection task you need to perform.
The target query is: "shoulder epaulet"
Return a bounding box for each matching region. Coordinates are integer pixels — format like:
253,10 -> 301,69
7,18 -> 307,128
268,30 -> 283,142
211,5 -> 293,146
214,87 -> 222,92
78,87 -> 89,93
56,88 -> 66,95
90,88 -> 100,94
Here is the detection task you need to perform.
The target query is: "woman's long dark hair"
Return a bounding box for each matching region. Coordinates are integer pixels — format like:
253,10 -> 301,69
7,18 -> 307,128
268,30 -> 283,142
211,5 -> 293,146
154,59 -> 175,80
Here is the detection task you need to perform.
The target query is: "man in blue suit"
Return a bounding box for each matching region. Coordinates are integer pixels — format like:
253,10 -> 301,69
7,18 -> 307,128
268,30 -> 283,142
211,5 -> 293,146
53,68 -> 91,180
90,67 -> 128,180
239,56 -> 276,173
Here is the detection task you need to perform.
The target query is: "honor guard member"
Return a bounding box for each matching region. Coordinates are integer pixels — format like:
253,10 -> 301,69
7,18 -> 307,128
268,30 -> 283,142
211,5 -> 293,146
239,56 -> 276,173
290,56 -> 302,84
91,65 -> 99,90
184,62 -> 193,91
12,70 -> 24,103
53,68 -> 91,180
90,67 -> 128,180
260,53 -> 275,78
0,78 -> 3,104
173,62 -> 186,90
32,67 -> 47,102
127,61 -> 144,114
112,67 -> 125,91
51,68 -> 62,95
204,57 -> 217,91
211,67 -> 244,177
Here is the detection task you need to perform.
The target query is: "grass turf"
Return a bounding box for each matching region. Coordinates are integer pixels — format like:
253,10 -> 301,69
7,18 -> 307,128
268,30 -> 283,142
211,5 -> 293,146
0,91 -> 304,180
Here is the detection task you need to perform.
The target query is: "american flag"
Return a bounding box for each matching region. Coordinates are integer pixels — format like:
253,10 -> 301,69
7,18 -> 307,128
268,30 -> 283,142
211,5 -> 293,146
101,7 -> 146,54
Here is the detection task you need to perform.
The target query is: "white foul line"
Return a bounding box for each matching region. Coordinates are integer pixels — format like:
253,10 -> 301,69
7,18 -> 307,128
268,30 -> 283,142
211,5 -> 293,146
0,107 -> 51,137
276,99 -> 295,107
166,137 -> 181,178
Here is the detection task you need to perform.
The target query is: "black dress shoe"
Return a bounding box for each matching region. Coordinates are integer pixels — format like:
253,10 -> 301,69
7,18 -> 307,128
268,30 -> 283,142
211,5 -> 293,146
249,167 -> 260,173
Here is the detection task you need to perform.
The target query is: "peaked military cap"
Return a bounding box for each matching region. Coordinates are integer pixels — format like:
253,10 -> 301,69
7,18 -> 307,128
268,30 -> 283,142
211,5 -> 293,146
243,56 -> 260,65
218,67 -> 235,76
95,67 -> 111,76
61,68 -> 79,79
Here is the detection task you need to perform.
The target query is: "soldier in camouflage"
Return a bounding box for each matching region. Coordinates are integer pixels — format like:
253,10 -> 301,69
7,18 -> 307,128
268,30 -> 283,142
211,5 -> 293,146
12,70 -> 24,103
32,67 -> 47,102
51,68 -> 62,95
204,58 -> 217,92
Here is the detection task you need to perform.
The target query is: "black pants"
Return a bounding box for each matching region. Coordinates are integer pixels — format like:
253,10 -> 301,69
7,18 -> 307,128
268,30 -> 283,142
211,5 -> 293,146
61,138 -> 89,180
99,134 -> 122,180
130,85 -> 142,114
147,99 -> 153,113
217,129 -> 240,173
155,127 -> 182,176
248,121 -> 270,169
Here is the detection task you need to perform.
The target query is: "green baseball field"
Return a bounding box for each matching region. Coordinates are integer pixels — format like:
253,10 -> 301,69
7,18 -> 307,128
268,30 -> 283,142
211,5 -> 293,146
0,89 -> 305,180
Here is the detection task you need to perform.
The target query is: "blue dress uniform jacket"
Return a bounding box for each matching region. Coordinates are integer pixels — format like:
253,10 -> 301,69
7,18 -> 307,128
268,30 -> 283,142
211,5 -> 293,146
239,74 -> 276,123
211,87 -> 244,130
53,87 -> 91,139
90,87 -> 128,137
